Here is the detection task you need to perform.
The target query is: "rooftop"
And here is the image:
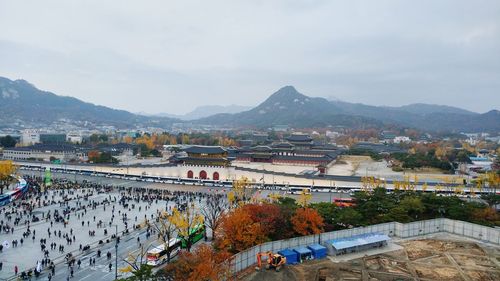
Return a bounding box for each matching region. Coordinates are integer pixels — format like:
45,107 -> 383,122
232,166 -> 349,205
286,134 -> 313,142
328,232 -> 390,250
183,145 -> 227,154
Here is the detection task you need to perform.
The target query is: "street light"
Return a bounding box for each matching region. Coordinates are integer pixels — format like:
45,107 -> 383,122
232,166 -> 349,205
112,224 -> 118,280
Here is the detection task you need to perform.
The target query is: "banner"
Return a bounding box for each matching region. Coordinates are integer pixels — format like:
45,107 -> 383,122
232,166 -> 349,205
43,167 -> 52,190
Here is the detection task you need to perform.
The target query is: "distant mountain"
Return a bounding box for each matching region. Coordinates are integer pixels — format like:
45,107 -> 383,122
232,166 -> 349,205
0,76 -> 178,129
145,104 -> 253,120
198,86 -> 383,128
197,86 -> 500,132
2,76 -> 497,133
387,103 -> 476,116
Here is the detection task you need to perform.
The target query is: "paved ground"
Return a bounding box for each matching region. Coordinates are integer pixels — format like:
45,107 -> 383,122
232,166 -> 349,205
0,170 -> 353,281
25,170 -> 352,204
0,173 -> 218,281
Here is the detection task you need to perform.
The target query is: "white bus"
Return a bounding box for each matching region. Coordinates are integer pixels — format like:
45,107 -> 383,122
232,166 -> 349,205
287,187 -> 312,195
146,238 -> 182,266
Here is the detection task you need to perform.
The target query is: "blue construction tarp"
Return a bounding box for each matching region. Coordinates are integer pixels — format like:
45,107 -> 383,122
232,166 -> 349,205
278,249 -> 298,264
307,244 -> 327,259
293,246 -> 312,255
328,232 -> 390,250
293,246 -> 313,262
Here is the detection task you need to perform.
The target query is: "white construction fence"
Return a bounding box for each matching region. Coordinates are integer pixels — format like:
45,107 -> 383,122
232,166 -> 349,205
230,218 -> 500,274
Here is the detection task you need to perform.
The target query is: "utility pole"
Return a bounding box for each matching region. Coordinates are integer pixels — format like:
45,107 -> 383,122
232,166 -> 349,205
329,180 -> 332,203
115,224 -> 118,280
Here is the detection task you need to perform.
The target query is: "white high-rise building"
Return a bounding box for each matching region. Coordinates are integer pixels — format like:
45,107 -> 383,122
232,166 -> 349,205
66,132 -> 83,144
20,129 -> 40,146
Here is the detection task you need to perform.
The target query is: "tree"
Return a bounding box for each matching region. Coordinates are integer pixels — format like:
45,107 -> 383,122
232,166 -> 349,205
231,176 -> 251,206
291,208 -> 324,236
243,203 -> 283,240
0,135 -> 17,148
136,135 -> 155,150
297,189 -> 312,207
88,150 -> 100,162
472,207 -> 500,225
397,196 -> 424,220
201,196 -> 227,239
163,244 -> 231,281
387,206 -> 411,223
215,207 -> 266,253
123,136 -> 133,144
119,264 -> 157,281
119,244 -> 158,281
310,202 -> 338,229
0,160 -> 17,194
481,194 -> 500,207
151,211 -> 177,262
169,205 -> 204,252
332,208 -> 363,228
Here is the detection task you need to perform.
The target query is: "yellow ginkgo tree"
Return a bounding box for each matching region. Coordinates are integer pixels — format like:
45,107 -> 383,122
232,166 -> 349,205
233,176 -> 251,201
169,204 -> 204,252
298,189 -> 312,207
151,210 -> 177,262
0,160 -> 17,194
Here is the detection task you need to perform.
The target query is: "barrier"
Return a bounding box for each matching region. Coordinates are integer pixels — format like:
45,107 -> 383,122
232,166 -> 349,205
230,218 -> 500,275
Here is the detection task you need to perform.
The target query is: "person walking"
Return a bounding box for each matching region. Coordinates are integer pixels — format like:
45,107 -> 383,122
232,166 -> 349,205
14,265 -> 18,275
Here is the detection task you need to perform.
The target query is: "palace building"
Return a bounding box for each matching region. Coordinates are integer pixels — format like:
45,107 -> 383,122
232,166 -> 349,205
175,145 -> 229,167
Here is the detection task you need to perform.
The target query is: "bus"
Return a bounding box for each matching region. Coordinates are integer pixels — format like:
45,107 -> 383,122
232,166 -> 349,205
333,197 -> 356,207
178,224 -> 206,249
146,238 -> 182,266
287,187 -> 312,195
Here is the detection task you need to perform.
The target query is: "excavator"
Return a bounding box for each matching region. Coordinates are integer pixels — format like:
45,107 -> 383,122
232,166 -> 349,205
255,251 -> 287,272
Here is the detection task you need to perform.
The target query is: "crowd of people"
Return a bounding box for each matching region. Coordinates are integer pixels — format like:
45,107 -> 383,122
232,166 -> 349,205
0,175 -> 223,280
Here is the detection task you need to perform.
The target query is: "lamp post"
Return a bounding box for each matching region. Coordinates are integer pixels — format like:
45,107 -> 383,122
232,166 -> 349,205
329,180 -> 333,203
113,224 -> 118,280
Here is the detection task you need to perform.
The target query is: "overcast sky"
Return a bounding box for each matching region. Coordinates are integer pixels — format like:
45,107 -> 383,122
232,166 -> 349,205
0,0 -> 499,114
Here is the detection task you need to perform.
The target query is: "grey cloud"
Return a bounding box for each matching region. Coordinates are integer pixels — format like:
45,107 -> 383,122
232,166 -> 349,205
0,0 -> 498,114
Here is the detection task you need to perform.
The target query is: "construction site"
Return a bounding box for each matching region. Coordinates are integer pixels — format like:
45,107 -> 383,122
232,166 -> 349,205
241,237 -> 500,281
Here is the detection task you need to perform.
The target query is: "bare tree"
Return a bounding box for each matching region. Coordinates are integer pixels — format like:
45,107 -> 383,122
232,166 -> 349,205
201,195 -> 227,239
120,243 -> 158,281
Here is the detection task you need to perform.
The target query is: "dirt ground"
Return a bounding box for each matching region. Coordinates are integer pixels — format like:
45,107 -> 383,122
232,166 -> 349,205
327,155 -> 371,176
240,239 -> 500,281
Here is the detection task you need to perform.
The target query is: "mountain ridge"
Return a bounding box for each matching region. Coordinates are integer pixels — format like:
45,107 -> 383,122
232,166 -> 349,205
1,77 -> 497,132
140,104 -> 252,120
0,76 -> 178,129
196,86 -> 499,132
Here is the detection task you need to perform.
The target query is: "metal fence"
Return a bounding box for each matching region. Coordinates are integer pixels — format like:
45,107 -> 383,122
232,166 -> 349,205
230,218 -> 500,274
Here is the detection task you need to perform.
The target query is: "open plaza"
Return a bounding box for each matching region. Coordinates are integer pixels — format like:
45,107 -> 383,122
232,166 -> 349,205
0,174 -> 217,281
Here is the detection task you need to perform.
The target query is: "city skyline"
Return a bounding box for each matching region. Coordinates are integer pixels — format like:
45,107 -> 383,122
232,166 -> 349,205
1,1 -> 499,114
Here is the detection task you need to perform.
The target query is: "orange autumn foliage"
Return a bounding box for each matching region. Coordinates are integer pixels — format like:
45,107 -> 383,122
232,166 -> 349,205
88,150 -> 100,162
215,207 -> 267,253
291,207 -> 325,236
164,244 -> 231,281
472,207 -> 500,223
241,203 -> 282,238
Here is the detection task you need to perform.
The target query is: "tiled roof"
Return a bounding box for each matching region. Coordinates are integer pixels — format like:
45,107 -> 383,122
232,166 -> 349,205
286,134 -> 312,142
183,146 -> 226,154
